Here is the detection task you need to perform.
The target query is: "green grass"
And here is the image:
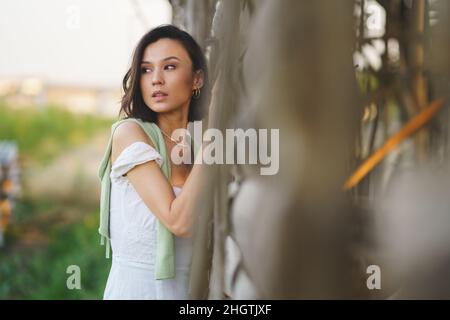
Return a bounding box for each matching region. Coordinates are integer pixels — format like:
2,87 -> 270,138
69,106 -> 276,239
0,102 -> 114,299
0,101 -> 113,164
0,199 -> 111,299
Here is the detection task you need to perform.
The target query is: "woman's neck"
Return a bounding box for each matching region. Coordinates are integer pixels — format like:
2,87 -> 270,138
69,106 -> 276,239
156,110 -> 189,137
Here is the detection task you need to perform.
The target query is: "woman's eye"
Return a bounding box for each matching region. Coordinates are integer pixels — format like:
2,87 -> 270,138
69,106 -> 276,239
142,68 -> 152,73
165,64 -> 176,70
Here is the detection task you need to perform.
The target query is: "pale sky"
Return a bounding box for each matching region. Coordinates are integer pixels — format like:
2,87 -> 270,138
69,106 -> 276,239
0,0 -> 172,88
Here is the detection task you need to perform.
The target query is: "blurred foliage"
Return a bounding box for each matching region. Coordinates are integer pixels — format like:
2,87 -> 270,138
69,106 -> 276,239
0,101 -> 113,299
0,199 -> 111,299
355,71 -> 379,94
0,101 -> 112,165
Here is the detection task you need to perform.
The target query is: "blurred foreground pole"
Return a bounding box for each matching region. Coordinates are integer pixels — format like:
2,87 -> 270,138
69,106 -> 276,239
173,0 -> 450,299
374,0 -> 450,299
179,0 -> 242,299
229,0 -> 362,298
411,0 -> 429,161
183,0 -> 365,299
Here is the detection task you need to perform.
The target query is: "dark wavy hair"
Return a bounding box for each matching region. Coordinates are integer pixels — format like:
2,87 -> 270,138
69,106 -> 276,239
120,25 -> 210,122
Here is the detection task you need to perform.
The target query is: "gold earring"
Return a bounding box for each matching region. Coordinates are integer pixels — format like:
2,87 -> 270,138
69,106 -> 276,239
193,88 -> 201,99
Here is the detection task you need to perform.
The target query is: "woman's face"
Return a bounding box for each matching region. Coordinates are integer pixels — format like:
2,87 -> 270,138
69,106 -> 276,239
140,38 -> 203,115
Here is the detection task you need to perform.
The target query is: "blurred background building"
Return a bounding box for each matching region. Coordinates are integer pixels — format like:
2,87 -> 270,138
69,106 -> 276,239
0,0 -> 172,117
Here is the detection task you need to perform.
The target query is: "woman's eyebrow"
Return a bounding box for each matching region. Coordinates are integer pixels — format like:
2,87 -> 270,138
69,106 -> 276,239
141,56 -> 181,64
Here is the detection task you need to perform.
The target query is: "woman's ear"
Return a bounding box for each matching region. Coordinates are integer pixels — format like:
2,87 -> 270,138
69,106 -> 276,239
193,70 -> 204,89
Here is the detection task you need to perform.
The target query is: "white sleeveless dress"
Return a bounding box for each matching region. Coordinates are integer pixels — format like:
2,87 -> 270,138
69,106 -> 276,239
103,141 -> 193,300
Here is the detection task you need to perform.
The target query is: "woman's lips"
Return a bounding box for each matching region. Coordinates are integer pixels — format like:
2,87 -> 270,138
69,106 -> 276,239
151,92 -> 168,102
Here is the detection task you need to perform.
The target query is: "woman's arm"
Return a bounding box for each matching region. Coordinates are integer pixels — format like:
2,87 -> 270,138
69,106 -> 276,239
111,121 -> 204,238
166,140 -> 205,237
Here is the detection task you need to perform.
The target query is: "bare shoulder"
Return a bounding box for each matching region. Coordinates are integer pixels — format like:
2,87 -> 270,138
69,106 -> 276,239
111,121 -> 155,162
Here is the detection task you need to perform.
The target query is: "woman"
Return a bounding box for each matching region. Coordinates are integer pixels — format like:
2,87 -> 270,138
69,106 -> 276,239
101,25 -> 209,299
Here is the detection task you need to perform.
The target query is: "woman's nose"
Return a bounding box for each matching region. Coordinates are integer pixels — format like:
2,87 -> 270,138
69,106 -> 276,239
151,68 -> 164,85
